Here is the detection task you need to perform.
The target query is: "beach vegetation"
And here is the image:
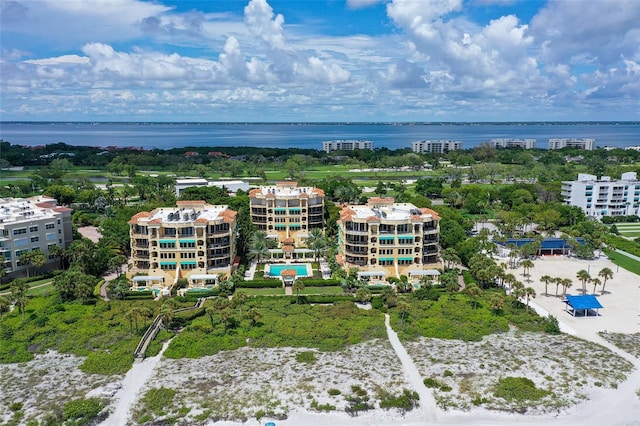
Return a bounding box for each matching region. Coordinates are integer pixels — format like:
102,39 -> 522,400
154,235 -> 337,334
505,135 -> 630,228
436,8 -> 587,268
327,388 -> 342,396
493,377 -> 551,402
378,388 -> 420,414
295,351 -> 317,364
164,298 -> 385,358
62,398 -> 104,425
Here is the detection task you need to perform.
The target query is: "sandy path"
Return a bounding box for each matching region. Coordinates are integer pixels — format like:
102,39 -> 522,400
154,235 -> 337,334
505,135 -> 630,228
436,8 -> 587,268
385,314 -> 440,421
101,339 -> 173,426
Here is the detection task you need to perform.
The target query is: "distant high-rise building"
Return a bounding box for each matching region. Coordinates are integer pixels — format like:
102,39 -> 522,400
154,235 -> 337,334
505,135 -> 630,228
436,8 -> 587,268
562,172 -> 640,218
322,140 -> 373,153
411,140 -> 462,154
491,138 -> 536,149
548,138 -> 595,150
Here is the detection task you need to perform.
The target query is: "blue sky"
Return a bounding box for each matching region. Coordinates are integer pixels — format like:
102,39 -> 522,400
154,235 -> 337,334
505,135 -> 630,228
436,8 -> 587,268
1,0 -> 639,122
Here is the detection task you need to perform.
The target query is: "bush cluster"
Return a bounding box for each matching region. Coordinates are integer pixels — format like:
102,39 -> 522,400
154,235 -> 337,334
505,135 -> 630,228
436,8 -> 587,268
299,278 -> 341,287
236,280 -> 282,288
493,377 -> 551,401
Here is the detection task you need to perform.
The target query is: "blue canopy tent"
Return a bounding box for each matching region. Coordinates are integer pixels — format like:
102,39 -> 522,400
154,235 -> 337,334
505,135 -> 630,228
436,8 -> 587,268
563,294 -> 603,317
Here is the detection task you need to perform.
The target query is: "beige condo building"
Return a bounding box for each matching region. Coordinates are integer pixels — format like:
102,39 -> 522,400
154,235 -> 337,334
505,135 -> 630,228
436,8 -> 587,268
128,200 -> 237,293
337,198 -> 441,283
249,182 -> 325,247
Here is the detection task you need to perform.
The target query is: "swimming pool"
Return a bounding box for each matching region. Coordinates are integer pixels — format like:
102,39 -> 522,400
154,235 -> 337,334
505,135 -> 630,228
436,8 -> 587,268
267,263 -> 311,277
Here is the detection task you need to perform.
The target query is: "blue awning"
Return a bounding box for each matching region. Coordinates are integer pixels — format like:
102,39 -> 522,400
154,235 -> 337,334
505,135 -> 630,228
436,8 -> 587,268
565,294 -> 603,310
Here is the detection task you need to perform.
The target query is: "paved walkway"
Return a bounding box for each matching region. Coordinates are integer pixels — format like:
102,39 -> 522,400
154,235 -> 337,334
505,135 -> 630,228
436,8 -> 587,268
614,248 -> 640,262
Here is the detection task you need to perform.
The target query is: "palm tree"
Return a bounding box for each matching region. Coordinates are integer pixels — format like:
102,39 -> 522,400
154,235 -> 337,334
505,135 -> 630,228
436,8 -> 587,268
246,307 -> 262,327
520,259 -> 534,279
540,275 -> 553,296
397,300 -> 411,324
561,278 -> 573,296
355,287 -> 372,304
0,296 -> 10,319
553,277 -> 562,297
292,279 -> 305,303
48,244 -> 66,269
124,308 -> 138,334
524,287 -> 536,310
248,232 -> 269,264
503,273 -> 516,292
591,278 -> 602,295
511,281 -> 525,307
598,267 -> 614,294
465,284 -> 482,309
576,270 -> 591,294
159,302 -> 175,329
10,280 -> 29,322
441,248 -> 460,270
232,291 -> 248,319
306,228 -> 328,263
488,293 -> 505,314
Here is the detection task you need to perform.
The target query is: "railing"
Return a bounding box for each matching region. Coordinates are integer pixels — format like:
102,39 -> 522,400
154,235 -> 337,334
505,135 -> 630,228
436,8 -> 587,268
134,297 -> 206,360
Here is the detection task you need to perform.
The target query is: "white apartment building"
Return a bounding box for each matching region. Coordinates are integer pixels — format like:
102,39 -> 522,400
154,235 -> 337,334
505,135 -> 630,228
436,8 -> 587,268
337,198 -> 441,282
322,140 -> 373,153
561,173 -> 640,218
491,138 -> 536,149
128,200 -> 237,292
0,196 -> 73,276
411,140 -> 462,154
548,138 -> 596,150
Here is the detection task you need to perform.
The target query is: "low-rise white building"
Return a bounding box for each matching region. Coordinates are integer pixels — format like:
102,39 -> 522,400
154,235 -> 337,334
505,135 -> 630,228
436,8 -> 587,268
322,140 -> 373,153
411,140 -> 462,154
562,172 -> 640,218
491,138 -> 536,149
175,178 -> 250,197
0,196 -> 73,276
549,138 -> 596,150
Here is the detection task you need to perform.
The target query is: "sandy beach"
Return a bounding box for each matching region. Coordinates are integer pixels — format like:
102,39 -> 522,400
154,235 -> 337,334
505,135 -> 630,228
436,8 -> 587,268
1,254 -> 639,426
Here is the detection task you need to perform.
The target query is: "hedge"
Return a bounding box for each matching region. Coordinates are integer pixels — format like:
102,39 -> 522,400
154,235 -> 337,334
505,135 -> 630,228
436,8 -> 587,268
299,278 -> 341,287
236,280 -> 282,288
291,295 -> 355,304
123,290 -> 154,300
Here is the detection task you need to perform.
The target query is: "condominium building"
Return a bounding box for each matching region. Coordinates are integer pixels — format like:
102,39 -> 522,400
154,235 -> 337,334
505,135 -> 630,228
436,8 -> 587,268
411,140 -> 462,154
337,198 -> 441,281
561,173 -> 640,218
548,138 -> 596,150
128,200 -> 237,292
491,138 -> 536,149
249,182 -> 325,246
0,196 -> 73,277
322,139 -> 373,153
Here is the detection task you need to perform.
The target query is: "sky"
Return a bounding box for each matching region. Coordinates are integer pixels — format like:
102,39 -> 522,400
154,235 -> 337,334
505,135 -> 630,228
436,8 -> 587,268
1,0 -> 639,122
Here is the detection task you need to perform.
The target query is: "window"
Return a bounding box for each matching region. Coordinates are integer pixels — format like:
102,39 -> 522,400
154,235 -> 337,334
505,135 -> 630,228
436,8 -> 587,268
30,236 -> 40,243
159,242 -> 176,249
160,253 -> 176,259
13,228 -> 27,236
29,226 -> 39,233
14,238 -> 28,247
46,223 -> 55,230
180,242 -> 196,248
46,233 -> 57,241
181,252 -> 196,259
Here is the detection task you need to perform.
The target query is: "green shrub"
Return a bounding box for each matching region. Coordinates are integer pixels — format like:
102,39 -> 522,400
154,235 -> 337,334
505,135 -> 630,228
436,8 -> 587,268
493,377 -> 551,401
236,280 -> 282,288
299,278 -> 341,287
295,351 -> 317,364
310,400 -> 336,412
443,370 -> 454,377
9,402 -> 23,412
62,398 -> 103,425
328,388 -> 342,396
378,389 -> 420,414
423,377 -> 442,388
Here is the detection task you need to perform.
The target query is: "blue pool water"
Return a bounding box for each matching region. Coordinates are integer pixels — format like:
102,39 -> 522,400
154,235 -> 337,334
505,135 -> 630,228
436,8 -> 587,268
268,264 -> 310,277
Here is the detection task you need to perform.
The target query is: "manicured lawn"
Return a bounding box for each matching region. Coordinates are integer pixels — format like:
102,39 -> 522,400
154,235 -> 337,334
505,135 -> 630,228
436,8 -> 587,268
603,248 -> 640,276
27,282 -> 55,296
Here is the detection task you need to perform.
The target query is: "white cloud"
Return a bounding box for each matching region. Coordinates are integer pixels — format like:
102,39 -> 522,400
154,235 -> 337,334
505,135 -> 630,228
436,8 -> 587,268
244,0 -> 287,50
346,0 -> 388,9
25,55 -> 90,65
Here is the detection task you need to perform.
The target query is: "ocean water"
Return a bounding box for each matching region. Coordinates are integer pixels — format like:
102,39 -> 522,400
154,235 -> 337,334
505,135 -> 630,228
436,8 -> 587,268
0,122 -> 638,150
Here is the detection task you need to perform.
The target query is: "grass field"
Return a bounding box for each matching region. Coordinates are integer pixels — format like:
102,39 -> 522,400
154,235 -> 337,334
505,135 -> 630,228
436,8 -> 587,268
299,286 -> 343,295
602,248 -> 640,276
612,223 -> 640,238
240,287 -> 286,296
